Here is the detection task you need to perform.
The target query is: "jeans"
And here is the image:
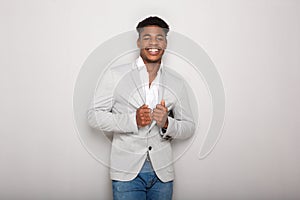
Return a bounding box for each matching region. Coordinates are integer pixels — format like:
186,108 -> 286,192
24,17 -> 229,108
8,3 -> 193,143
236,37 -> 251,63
112,160 -> 173,200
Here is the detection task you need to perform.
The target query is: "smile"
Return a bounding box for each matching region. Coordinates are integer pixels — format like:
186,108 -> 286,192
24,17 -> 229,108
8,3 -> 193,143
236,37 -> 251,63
145,48 -> 161,55
148,48 -> 159,52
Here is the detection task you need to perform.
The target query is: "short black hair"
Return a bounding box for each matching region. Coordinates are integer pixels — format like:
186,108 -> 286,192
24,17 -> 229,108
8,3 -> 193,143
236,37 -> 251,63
136,16 -> 170,36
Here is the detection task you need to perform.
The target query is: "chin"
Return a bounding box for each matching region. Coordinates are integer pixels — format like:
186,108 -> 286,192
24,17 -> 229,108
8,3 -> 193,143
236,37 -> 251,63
145,57 -> 162,63
142,53 -> 164,64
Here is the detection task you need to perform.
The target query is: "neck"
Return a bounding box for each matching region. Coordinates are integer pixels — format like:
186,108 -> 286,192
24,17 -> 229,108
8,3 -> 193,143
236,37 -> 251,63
145,62 -> 160,75
141,57 -> 161,87
141,58 -> 161,75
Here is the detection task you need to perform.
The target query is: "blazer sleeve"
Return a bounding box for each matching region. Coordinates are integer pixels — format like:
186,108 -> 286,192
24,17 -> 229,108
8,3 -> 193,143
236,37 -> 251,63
87,68 -> 138,134
162,81 -> 195,140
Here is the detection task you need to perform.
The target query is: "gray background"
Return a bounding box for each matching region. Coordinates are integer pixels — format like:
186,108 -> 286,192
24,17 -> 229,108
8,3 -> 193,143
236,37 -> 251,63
1,0 -> 299,199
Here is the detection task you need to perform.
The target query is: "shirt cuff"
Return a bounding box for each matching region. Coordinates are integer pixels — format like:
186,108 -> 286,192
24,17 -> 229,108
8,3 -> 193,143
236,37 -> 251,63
160,116 -> 174,139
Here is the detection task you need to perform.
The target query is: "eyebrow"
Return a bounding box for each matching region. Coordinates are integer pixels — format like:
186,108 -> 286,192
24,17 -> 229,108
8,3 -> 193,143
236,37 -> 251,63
142,34 -> 151,37
142,33 -> 165,37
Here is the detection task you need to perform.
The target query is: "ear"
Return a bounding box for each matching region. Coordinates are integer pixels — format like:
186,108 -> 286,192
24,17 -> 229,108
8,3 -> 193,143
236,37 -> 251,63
137,38 -> 141,49
165,39 -> 168,49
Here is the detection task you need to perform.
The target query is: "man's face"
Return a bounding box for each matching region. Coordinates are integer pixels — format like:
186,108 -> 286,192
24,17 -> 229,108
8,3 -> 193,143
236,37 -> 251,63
137,26 -> 167,64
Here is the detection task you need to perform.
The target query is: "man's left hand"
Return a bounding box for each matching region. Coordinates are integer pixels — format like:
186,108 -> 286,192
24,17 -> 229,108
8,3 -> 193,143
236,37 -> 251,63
152,99 -> 168,128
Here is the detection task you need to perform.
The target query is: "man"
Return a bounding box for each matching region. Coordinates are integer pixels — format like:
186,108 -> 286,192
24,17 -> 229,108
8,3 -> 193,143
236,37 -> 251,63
88,16 -> 195,200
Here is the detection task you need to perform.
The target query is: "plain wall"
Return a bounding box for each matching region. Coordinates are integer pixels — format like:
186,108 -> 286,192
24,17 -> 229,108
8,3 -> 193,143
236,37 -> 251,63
1,0 -> 299,199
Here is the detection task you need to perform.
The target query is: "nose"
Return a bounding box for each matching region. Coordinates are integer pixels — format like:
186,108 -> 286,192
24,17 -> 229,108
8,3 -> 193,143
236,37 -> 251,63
149,37 -> 158,45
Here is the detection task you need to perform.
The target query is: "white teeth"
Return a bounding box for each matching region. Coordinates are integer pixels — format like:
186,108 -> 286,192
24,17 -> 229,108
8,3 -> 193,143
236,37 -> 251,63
148,48 -> 159,52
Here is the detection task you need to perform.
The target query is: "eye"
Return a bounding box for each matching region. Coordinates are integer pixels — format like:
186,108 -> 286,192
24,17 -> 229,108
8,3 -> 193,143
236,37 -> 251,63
157,37 -> 165,41
143,37 -> 150,40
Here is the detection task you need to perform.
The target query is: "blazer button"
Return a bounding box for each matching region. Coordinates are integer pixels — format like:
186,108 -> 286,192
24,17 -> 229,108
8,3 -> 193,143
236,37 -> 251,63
148,146 -> 152,151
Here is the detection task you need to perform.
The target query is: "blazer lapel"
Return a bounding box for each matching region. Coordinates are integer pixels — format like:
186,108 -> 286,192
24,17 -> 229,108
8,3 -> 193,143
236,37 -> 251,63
158,67 -> 166,103
130,67 -> 146,107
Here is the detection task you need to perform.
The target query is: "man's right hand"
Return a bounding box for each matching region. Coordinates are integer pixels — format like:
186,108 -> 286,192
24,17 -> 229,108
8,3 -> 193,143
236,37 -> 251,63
136,104 -> 152,128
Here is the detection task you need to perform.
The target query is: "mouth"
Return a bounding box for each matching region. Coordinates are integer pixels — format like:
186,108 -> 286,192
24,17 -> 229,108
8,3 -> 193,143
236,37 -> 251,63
145,47 -> 162,56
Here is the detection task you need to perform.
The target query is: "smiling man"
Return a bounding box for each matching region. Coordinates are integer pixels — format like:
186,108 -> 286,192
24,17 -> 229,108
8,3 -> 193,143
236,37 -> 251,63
88,16 -> 195,200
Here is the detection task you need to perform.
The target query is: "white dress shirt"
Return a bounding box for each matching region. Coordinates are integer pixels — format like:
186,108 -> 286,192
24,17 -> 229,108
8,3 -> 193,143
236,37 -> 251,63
135,56 -> 162,110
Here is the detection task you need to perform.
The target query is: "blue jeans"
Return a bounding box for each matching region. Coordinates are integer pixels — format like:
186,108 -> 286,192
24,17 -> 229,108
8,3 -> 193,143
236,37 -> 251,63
112,160 -> 173,200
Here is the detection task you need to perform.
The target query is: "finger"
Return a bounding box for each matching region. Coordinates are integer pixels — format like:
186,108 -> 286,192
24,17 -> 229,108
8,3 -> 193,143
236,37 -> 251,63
142,120 -> 151,125
140,104 -> 148,109
138,110 -> 150,117
152,112 -> 158,118
153,108 -> 162,115
141,122 -> 147,126
137,105 -> 146,114
161,99 -> 165,107
152,115 -> 160,121
152,112 -> 163,119
142,108 -> 151,113
156,104 -> 164,110
143,115 -> 151,120
154,106 -> 167,113
142,112 -> 151,119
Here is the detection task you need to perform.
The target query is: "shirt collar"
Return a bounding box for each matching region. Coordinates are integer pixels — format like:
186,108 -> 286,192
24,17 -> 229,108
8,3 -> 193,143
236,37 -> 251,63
135,56 -> 164,72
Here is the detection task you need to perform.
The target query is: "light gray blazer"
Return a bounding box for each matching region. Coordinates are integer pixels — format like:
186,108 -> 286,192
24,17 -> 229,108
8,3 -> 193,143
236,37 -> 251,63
87,61 -> 195,182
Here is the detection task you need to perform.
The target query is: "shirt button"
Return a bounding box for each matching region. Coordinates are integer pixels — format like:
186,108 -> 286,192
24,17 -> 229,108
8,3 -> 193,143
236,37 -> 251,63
148,146 -> 152,151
